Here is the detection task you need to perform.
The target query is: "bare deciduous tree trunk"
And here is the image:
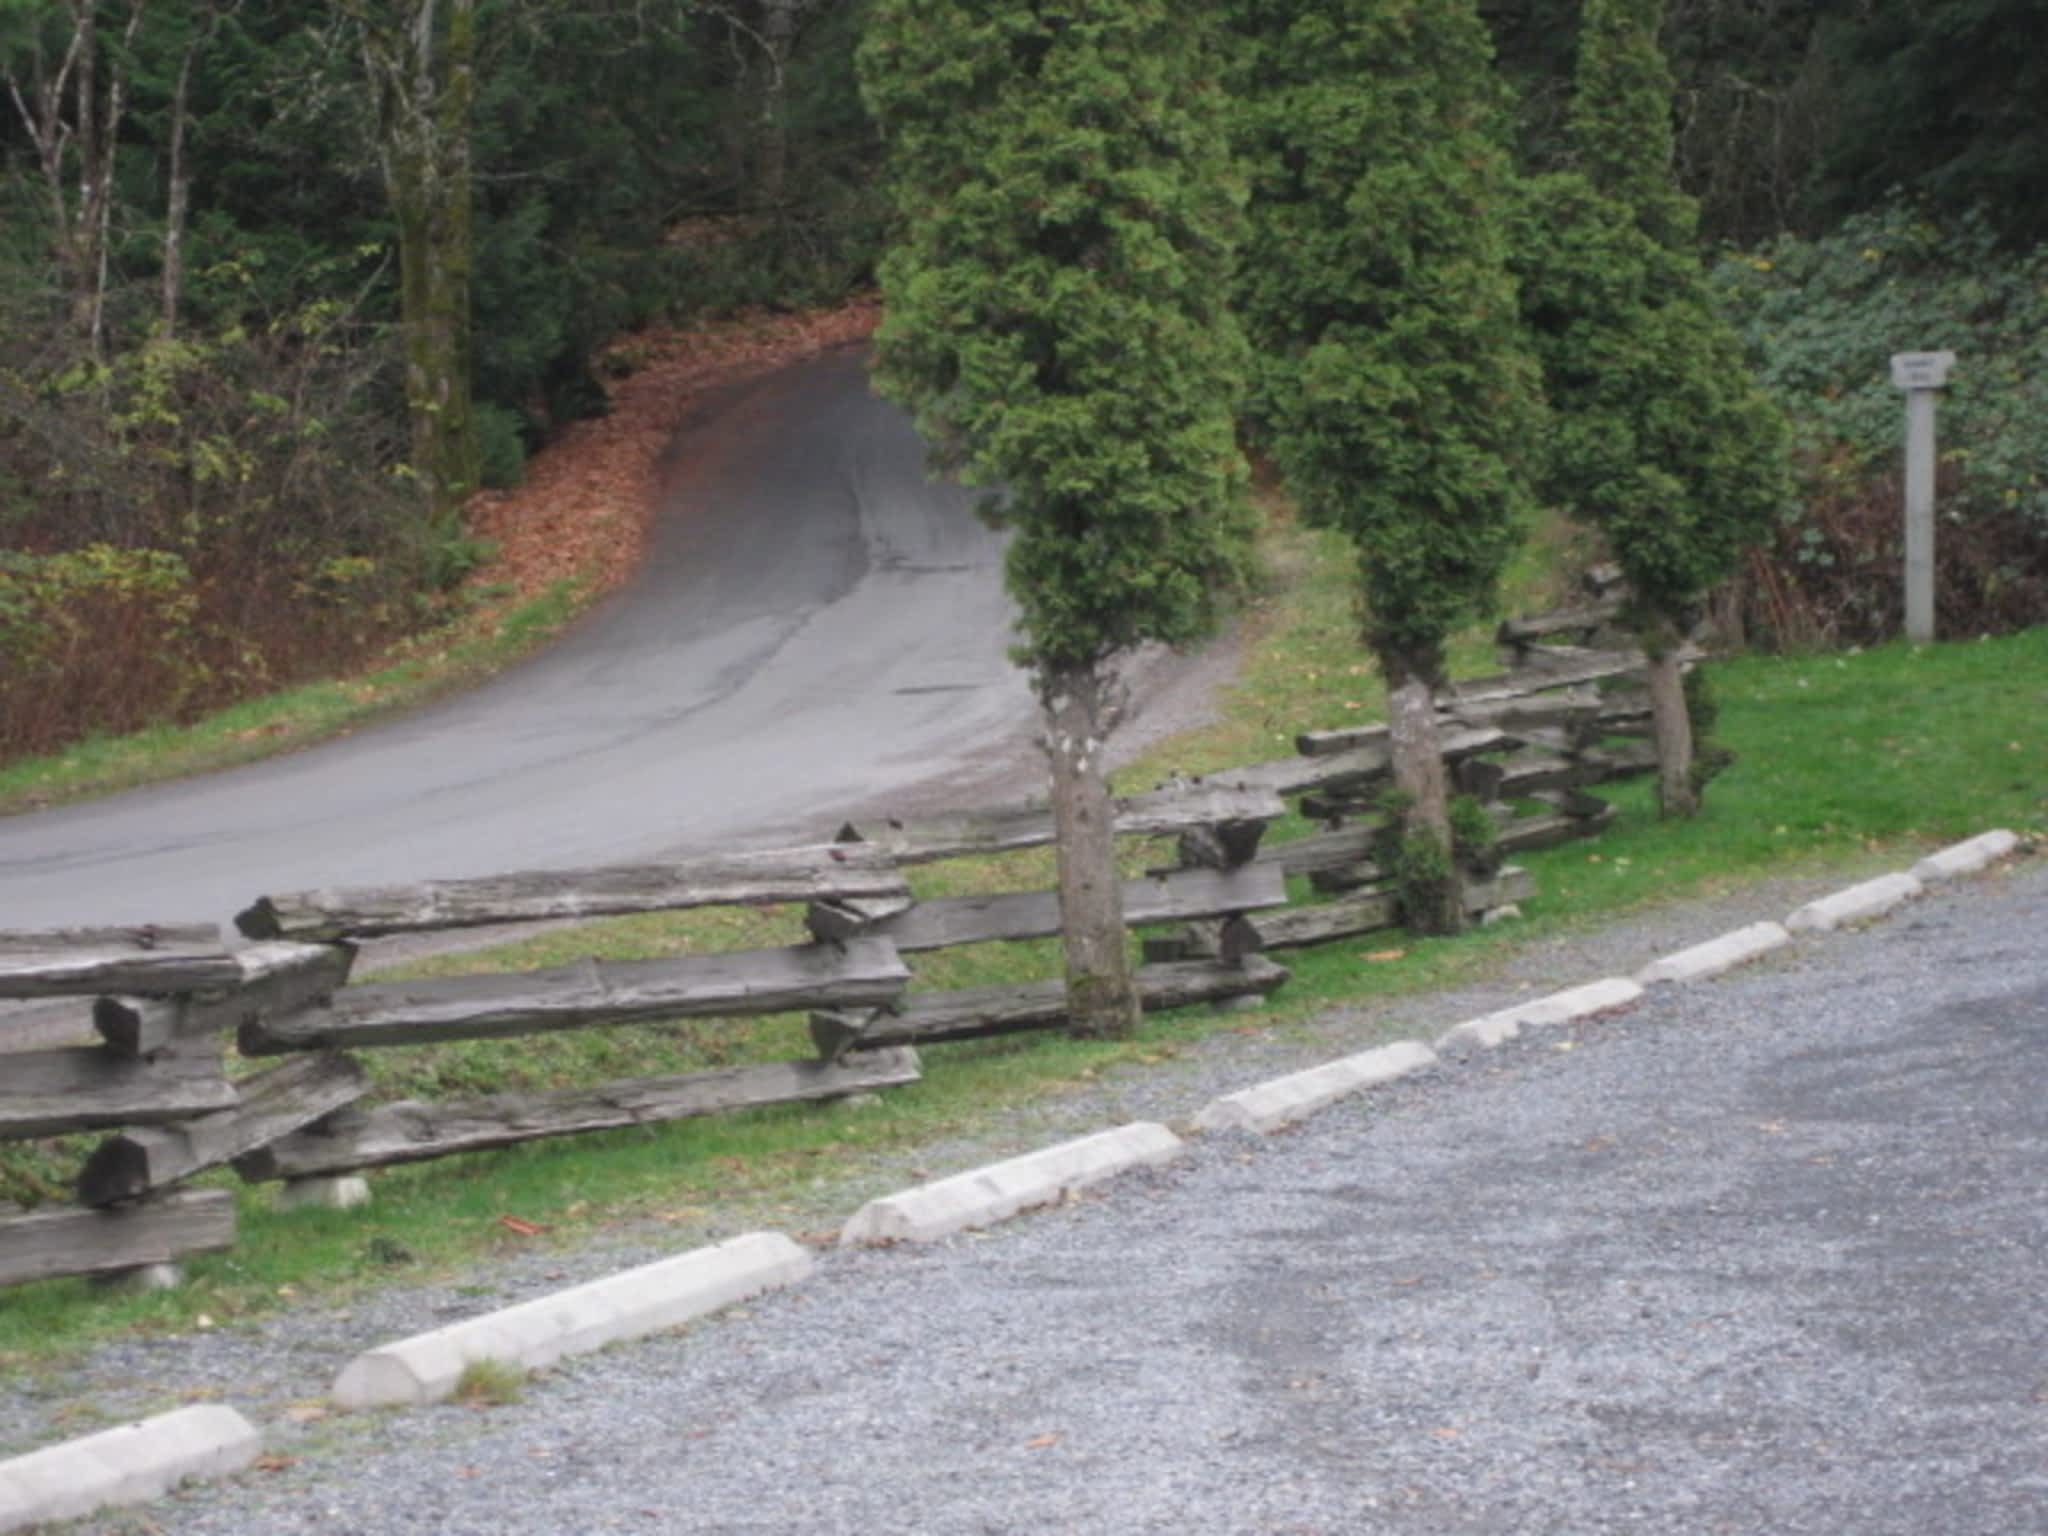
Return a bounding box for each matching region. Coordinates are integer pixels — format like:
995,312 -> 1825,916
5,0 -> 145,361
161,41 -> 195,339
355,0 -> 480,527
1043,663 -> 1139,1039
756,0 -> 802,208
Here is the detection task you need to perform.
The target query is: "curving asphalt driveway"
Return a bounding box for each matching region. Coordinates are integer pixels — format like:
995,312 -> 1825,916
0,348 -> 1040,930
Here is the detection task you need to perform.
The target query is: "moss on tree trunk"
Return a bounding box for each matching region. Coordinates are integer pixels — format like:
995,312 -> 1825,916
1044,665 -> 1139,1039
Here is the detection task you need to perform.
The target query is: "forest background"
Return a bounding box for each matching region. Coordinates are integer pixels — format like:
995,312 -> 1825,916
2,0 -> 2044,766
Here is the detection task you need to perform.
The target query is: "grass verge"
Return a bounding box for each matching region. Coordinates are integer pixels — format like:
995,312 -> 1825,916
1,506 -> 2042,1368
0,580 -> 590,817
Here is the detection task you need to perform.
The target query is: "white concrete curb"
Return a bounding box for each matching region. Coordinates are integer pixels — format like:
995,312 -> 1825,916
840,1123 -> 1185,1246
0,1405 -> 261,1534
1435,977 -> 1644,1055
1193,1040 -> 1437,1135
332,1231 -> 812,1409
1636,921 -> 1792,986
1785,871 -> 1923,933
1911,828 -> 2019,884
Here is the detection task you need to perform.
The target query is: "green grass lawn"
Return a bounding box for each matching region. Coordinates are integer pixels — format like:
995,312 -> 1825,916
1,504 -> 2042,1367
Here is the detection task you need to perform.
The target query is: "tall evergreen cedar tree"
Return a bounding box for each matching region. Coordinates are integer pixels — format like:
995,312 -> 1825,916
1230,0 -> 1543,933
1512,0 -> 1789,816
859,2 -> 1254,1037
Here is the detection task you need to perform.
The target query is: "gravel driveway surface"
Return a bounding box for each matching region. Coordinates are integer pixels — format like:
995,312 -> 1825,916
34,855 -> 2048,1535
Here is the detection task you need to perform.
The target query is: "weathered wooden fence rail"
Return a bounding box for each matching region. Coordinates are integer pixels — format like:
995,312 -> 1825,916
1,597 -> 1667,1293
1,937 -> 340,1285
1,844 -> 924,1290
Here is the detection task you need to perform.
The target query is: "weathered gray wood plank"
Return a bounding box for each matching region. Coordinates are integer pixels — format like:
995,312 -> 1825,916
1576,741 -> 1660,781
816,957 -> 1291,1054
1288,722 -> 1506,768
1298,790 -> 1380,824
0,1189 -> 238,1287
1445,685 -> 1604,741
77,1054 -> 370,1207
1293,721 -> 1390,759
869,864 -> 1289,954
803,895 -> 915,944
1308,857 -> 1389,896
1596,700 -> 1654,729
1244,866 -> 1536,951
1222,744 -> 1387,794
0,1000 -> 95,1054
1496,803 -> 1619,853
834,783 -> 1286,866
1529,787 -> 1613,819
1167,915 -> 1271,965
0,1044 -> 237,1140
95,942 -> 355,1056
0,925 -> 238,1000
240,939 -> 911,1054
1512,643 -> 1633,676
1172,818 -> 1270,871
235,844 -> 912,942
1212,729 -> 1507,806
1448,652 -> 1659,703
1496,601 -> 1623,646
234,1049 -> 924,1180
1255,825 -> 1378,877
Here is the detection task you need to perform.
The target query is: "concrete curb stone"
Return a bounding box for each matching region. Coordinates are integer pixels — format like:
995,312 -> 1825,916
1785,871 -> 1924,933
0,1405 -> 261,1534
1911,828 -> 2019,883
331,1231 -> 813,1409
1434,977 -> 1645,1056
839,1123 -> 1185,1246
1192,1041 -> 1438,1135
1636,921 -> 1792,986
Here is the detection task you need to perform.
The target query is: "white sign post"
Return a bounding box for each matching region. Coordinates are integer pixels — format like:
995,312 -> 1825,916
1889,349 -> 1956,644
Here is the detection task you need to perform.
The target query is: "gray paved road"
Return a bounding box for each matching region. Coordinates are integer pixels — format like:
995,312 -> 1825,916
107,860 -> 2046,1535
0,349 -> 1034,929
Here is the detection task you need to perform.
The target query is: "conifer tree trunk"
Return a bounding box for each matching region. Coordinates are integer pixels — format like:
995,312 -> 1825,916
1511,0 -> 1788,820
862,0 -> 1249,1045
1384,647 -> 1463,935
1043,664 -> 1139,1039
1232,0 -> 1540,944
1644,628 -> 1698,817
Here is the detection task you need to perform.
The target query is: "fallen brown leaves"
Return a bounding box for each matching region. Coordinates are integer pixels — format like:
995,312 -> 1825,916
467,297 -> 882,604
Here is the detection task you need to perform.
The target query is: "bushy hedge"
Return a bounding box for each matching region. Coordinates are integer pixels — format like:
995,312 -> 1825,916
1711,207 -> 2048,643
0,295 -> 428,761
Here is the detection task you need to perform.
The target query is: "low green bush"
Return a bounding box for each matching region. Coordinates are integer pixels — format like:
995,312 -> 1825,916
1711,206 -> 2048,644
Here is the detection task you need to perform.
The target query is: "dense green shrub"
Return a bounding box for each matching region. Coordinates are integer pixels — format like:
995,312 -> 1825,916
0,288 -> 423,759
0,546 -> 205,756
1711,206 -> 2048,642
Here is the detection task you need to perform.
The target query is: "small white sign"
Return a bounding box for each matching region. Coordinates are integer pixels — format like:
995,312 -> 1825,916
1890,350 -> 1956,390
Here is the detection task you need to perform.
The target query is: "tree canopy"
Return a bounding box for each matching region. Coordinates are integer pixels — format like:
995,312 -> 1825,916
861,0 -> 1252,681
1515,0 -> 1789,813
1231,0 -> 1543,928
861,0 -> 1252,1035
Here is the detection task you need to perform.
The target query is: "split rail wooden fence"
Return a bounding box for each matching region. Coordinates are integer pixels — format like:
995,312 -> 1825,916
0,596 -> 1669,1293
